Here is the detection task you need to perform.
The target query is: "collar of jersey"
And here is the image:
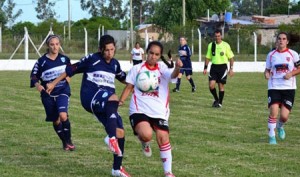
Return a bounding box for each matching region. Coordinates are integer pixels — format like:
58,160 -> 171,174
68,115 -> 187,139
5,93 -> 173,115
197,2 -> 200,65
144,62 -> 158,71
276,48 -> 289,53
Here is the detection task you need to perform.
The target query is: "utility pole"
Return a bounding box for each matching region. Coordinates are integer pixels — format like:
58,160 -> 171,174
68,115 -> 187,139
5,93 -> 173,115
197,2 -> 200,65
261,0 -> 263,16
183,0 -> 186,26
68,0 -> 71,40
130,0 -> 134,49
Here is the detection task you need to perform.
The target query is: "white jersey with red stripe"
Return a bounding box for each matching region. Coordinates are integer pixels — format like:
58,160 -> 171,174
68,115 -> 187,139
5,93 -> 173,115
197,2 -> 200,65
126,61 -> 173,120
266,48 -> 300,89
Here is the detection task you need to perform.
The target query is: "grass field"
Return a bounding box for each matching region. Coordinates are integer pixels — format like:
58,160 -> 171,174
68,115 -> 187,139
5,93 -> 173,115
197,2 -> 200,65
1,71 -> 300,177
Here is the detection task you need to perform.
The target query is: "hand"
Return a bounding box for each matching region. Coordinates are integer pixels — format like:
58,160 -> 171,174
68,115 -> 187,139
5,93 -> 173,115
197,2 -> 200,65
36,85 -> 45,93
264,72 -> 270,80
229,69 -> 234,77
284,72 -> 292,80
46,83 -> 55,94
203,69 -> 207,75
119,100 -> 124,106
175,58 -> 183,68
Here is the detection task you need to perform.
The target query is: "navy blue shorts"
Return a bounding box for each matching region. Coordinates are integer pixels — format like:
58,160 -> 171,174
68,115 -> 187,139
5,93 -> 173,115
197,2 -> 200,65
180,59 -> 193,76
41,91 -> 69,122
81,89 -> 124,129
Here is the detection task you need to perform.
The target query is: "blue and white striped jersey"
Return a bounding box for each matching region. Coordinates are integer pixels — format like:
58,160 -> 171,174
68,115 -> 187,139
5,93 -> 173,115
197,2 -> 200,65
66,52 -> 126,94
30,53 -> 71,96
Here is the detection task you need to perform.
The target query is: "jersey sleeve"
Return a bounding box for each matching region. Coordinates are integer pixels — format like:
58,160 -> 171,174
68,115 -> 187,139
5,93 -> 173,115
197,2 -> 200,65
160,62 -> 172,82
206,43 -> 212,59
30,60 -> 42,88
126,66 -> 137,85
66,54 -> 92,77
115,60 -> 127,82
265,52 -> 272,69
225,43 -> 234,59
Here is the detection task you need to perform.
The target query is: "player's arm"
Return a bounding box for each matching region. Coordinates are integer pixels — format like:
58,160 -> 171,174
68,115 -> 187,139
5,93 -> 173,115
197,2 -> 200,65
46,72 -> 68,94
228,58 -> 234,77
203,58 -> 210,75
171,58 -> 183,79
284,60 -> 300,80
119,83 -> 134,106
264,68 -> 271,80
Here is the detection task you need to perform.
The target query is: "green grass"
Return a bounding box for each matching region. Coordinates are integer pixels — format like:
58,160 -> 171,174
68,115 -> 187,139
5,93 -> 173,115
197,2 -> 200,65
1,71 -> 300,177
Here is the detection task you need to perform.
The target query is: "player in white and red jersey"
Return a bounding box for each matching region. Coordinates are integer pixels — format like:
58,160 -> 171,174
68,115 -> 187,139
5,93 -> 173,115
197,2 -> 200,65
119,41 -> 182,177
264,32 -> 300,144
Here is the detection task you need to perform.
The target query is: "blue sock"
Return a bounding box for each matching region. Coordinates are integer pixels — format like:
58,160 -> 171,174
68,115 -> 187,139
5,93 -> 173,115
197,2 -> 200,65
105,101 -> 119,138
53,122 -> 65,142
113,137 -> 125,170
62,119 -> 71,143
176,78 -> 181,90
189,78 -> 195,88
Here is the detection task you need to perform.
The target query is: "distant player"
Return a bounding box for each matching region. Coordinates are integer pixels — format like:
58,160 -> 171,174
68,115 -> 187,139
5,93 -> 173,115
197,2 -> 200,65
264,32 -> 300,144
172,36 -> 196,92
46,35 -> 131,177
130,42 -> 144,65
30,35 -> 75,151
119,41 -> 182,177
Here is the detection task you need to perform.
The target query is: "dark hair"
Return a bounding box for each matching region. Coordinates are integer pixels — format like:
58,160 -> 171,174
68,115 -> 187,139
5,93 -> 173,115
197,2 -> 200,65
214,29 -> 222,35
146,41 -> 173,68
277,32 -> 290,41
99,35 -> 115,53
46,34 -> 60,46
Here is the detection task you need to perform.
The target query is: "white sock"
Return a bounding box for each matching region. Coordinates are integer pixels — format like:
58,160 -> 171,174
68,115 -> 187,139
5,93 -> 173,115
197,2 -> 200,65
268,116 -> 277,137
160,142 -> 172,173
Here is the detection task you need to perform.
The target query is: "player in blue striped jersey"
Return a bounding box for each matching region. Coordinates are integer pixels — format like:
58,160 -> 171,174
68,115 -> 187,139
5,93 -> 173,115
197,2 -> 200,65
46,35 -> 131,177
30,35 -> 75,151
172,36 -> 196,92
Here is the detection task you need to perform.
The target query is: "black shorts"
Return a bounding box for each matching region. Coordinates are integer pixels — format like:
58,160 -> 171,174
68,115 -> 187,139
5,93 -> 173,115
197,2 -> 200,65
133,60 -> 143,65
129,113 -> 169,135
268,89 -> 295,110
209,64 -> 228,84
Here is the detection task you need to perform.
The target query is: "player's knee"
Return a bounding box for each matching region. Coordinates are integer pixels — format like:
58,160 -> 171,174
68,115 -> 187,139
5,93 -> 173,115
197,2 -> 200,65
108,94 -> 118,101
116,128 -> 125,138
59,112 -> 68,121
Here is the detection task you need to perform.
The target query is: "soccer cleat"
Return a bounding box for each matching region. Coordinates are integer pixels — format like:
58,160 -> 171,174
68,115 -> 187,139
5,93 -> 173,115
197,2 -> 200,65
63,140 -> 75,151
108,136 -> 122,157
269,136 -> 277,145
192,86 -> 196,93
141,141 -> 152,157
277,127 -> 286,140
165,172 -> 176,177
104,135 -> 109,146
212,101 -> 219,107
172,88 -> 179,92
215,103 -> 222,108
112,166 -> 131,177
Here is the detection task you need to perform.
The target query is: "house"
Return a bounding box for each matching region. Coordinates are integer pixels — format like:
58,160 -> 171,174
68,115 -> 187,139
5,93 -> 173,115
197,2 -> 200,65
135,24 -> 173,42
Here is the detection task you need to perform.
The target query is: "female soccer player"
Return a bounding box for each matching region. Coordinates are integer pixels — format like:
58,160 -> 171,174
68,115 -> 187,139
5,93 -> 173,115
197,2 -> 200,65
30,35 -> 75,151
46,35 -> 130,177
130,42 -> 145,65
119,41 -> 182,177
265,32 -> 300,144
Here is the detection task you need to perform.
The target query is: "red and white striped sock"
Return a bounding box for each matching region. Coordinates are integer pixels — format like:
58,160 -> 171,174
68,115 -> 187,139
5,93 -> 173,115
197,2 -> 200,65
160,142 -> 172,173
268,116 -> 277,137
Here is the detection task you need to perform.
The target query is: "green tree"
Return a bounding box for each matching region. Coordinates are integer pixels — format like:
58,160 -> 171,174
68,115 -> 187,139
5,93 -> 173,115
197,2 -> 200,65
125,0 -> 155,26
0,0 -> 22,27
80,0 -> 126,21
35,0 -> 56,20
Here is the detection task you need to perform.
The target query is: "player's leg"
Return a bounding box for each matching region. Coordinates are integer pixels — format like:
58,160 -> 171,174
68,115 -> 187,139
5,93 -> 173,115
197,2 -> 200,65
208,65 -> 219,106
42,96 -> 66,149
155,125 -> 174,177
267,90 -> 281,144
186,72 -> 196,92
173,70 -> 183,92
130,113 -> 153,157
216,65 -> 228,107
277,90 -> 295,140
57,94 -> 75,151
111,115 -> 131,177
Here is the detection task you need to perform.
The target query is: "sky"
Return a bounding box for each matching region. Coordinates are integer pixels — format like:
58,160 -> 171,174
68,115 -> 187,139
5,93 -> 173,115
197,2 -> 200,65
13,0 -> 91,25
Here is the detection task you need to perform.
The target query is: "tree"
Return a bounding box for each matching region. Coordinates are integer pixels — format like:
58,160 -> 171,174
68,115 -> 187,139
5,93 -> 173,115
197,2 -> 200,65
0,0 -> 22,27
80,0 -> 126,21
124,0 -> 155,26
35,0 -> 56,20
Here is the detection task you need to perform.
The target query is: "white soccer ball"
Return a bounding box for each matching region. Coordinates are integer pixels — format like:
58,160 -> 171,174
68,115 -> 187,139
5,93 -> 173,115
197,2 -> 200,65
136,71 -> 159,92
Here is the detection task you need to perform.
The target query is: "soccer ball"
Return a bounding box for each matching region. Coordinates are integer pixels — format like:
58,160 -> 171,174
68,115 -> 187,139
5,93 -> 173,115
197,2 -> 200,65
136,71 -> 159,92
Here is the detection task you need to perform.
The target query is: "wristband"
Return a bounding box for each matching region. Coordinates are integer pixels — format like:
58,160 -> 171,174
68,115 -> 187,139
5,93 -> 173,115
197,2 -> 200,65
204,65 -> 208,70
